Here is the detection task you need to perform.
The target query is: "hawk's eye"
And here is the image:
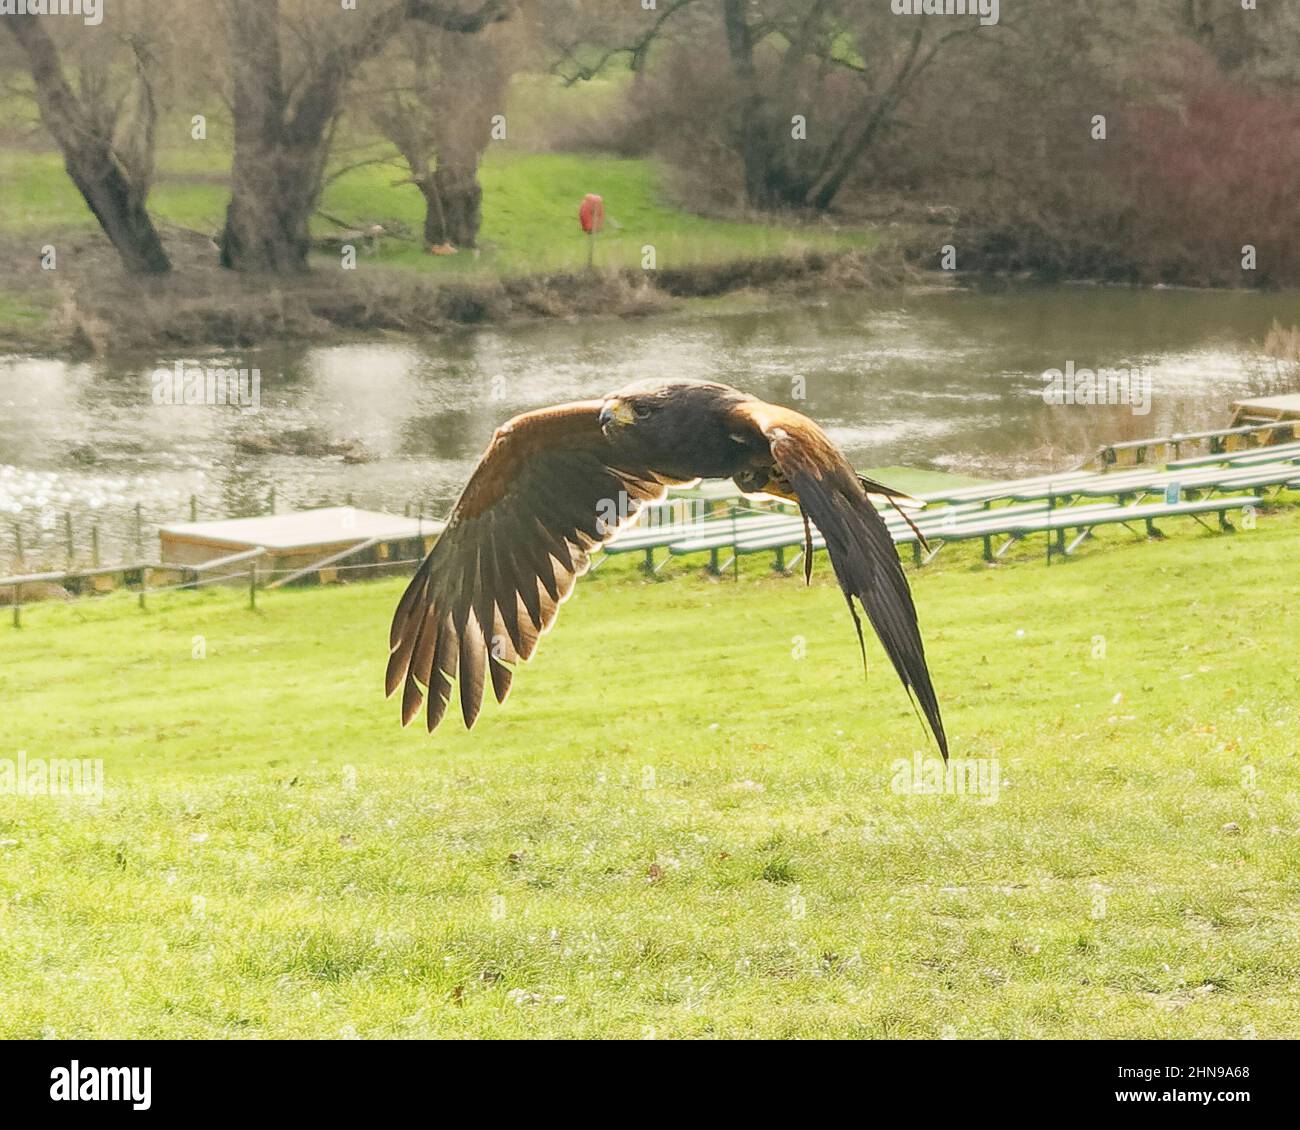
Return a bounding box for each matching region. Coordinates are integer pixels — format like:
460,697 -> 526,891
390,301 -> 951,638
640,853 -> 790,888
632,403 -> 653,420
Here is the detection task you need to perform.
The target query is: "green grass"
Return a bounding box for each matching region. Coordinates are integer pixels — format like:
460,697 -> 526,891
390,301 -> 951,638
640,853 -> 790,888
1,506 -> 1298,1038
861,465 -> 985,496
0,144 -> 871,280
0,292 -> 48,335
325,152 -> 872,275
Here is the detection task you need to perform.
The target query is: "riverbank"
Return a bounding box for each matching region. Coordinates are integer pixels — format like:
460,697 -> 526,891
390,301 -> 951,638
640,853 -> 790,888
2,503 -> 1297,1037
0,238 -> 920,357
0,149 -> 918,355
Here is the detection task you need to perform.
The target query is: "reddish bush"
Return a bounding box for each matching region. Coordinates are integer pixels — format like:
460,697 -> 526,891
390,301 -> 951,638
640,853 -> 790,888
1116,51 -> 1300,285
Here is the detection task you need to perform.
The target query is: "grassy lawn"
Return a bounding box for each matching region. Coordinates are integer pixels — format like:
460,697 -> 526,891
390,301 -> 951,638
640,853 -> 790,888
0,64 -> 870,280
327,152 -> 872,275
1,506 -> 1297,1038
0,146 -> 870,281
0,292 -> 48,331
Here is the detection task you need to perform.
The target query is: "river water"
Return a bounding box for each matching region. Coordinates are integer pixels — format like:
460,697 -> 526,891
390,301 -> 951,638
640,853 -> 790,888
1,284 -> 1296,571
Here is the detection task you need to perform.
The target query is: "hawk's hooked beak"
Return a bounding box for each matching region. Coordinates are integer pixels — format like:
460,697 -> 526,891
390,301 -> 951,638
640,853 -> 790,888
599,399 -> 636,429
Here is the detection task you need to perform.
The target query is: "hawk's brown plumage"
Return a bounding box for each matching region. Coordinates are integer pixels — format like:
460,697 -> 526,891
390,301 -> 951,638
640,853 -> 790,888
387,379 -> 948,758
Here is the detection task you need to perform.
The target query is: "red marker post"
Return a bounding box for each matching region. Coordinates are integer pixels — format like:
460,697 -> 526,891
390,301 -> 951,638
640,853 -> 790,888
579,193 -> 604,268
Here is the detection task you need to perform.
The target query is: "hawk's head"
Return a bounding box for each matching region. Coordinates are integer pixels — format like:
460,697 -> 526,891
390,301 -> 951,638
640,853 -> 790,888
598,379 -> 757,479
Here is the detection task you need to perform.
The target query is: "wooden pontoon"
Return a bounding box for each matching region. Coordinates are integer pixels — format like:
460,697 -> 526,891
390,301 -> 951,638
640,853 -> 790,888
1229,393 -> 1300,432
158,507 -> 443,581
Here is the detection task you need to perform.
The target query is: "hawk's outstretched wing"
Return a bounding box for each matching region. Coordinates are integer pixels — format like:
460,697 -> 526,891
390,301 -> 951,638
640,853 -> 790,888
727,400 -> 948,759
387,402 -> 677,733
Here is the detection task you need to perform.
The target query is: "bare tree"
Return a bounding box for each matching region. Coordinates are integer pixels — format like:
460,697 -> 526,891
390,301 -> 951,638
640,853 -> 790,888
368,22 -> 508,249
548,0 -> 982,212
219,0 -> 513,273
4,9 -> 171,274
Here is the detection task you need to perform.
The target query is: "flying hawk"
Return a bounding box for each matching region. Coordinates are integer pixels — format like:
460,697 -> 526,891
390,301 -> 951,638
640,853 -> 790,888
387,379 -> 947,757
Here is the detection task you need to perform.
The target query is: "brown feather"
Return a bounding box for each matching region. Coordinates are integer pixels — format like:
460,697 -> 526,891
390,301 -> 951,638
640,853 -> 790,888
401,672 -> 423,728
425,623 -> 457,733
459,617 -> 487,729
489,654 -> 513,704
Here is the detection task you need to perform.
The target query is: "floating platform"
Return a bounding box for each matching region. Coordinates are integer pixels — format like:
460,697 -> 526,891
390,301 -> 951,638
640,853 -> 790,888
1230,394 -> 1300,429
159,507 -> 444,580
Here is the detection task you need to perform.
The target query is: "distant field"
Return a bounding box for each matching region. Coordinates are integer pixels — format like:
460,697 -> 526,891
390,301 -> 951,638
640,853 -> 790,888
0,69 -> 868,279
0,143 -> 871,279
1,504 -> 1297,1038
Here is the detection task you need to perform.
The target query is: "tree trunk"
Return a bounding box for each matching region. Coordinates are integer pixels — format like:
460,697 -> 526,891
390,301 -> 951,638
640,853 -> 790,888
805,105 -> 891,212
721,0 -> 809,211
416,178 -> 445,247
739,106 -> 780,209
5,15 -> 171,275
220,143 -> 324,273
61,140 -> 172,275
219,0 -> 320,273
722,0 -> 768,210
430,162 -> 483,248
